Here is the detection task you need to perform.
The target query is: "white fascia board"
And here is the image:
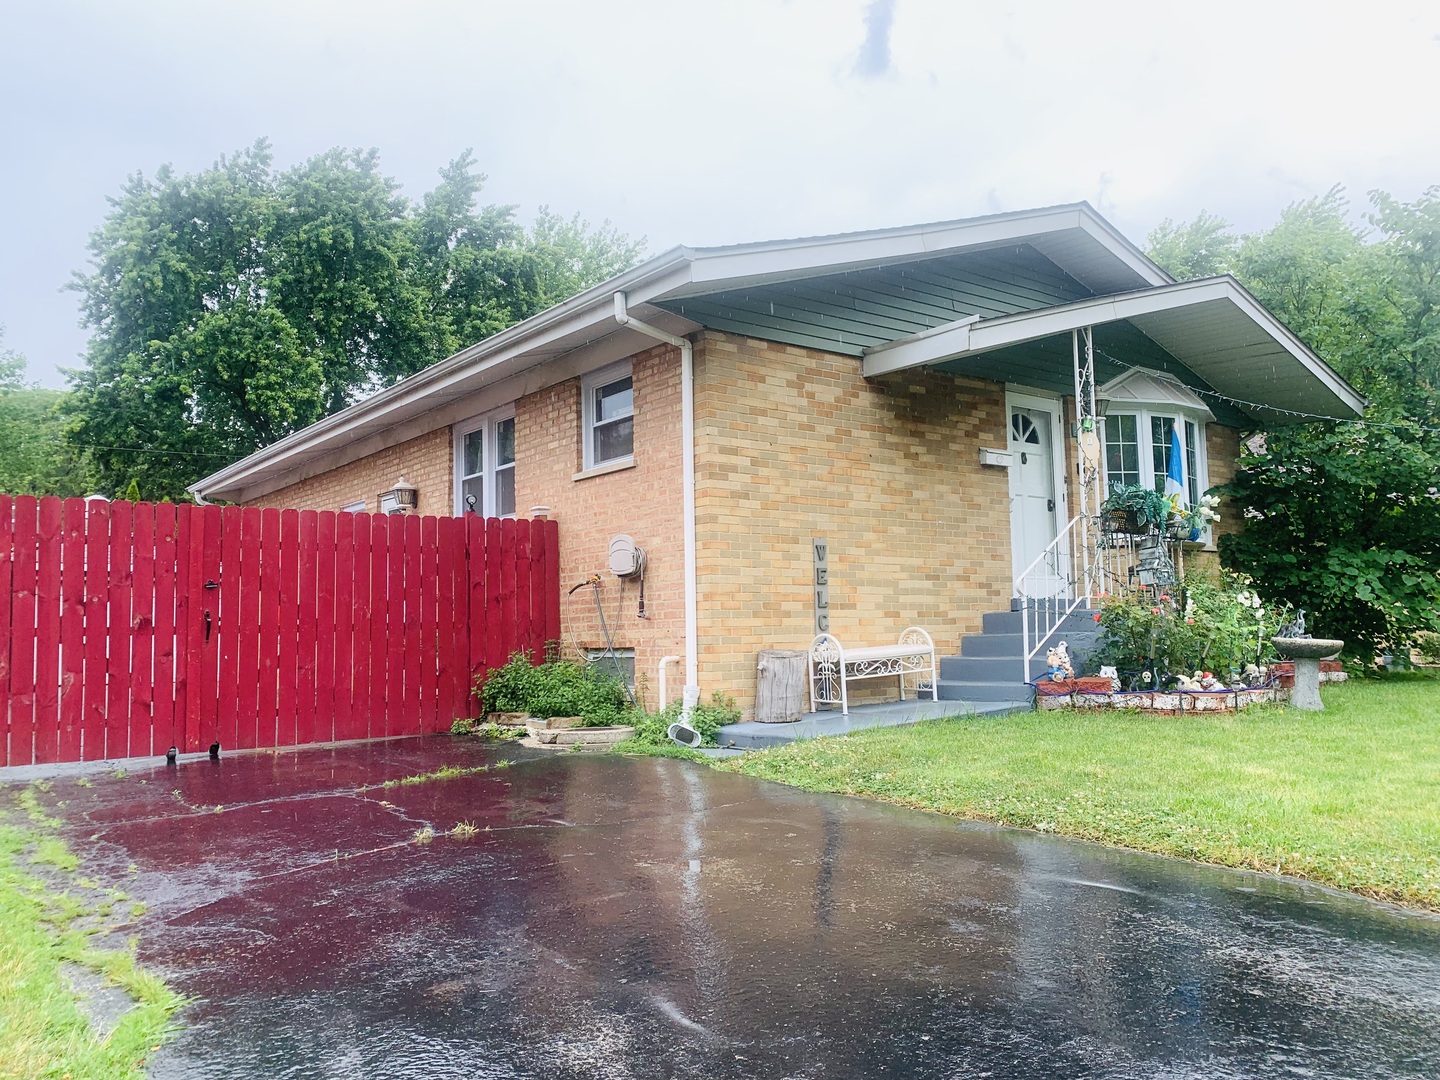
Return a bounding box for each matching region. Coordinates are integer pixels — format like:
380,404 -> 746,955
1074,210 -> 1173,287
683,206 -> 1081,287
962,280 -> 1234,351
1215,283 -> 1367,417
861,315 -> 979,378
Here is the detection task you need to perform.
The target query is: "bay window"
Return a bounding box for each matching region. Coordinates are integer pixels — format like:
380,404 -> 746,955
1103,408 -> 1208,502
1098,368 -> 1214,509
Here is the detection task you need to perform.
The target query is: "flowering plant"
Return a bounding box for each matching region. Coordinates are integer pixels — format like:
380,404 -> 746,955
1090,574 -> 1288,686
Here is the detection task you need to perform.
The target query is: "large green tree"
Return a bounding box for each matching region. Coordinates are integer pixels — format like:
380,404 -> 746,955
0,328 -> 89,497
65,140 -> 644,499
1148,186 -> 1440,657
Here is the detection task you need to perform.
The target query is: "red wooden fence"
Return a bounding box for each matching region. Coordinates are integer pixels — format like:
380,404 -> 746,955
0,496 -> 561,767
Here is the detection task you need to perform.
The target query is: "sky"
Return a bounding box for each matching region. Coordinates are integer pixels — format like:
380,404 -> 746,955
2,0 -> 1439,389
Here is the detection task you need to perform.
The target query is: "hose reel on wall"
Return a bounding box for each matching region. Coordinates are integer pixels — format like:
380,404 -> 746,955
566,534 -> 649,705
608,534 -> 647,619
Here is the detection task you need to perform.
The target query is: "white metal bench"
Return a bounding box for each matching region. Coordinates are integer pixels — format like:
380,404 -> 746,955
807,627 -> 938,715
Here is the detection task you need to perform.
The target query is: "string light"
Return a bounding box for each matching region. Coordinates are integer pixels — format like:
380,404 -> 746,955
1090,346 -> 1440,435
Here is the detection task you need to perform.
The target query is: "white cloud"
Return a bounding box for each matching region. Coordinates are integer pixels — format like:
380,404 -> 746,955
2,0 -> 1438,385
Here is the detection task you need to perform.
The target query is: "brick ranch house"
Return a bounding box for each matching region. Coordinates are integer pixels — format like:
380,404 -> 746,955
190,203 -> 1365,720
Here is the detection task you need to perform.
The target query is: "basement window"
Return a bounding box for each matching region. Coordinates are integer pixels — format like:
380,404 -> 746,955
586,647 -> 635,690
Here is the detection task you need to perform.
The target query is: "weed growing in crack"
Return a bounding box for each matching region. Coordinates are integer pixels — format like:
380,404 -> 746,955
413,826 -> 435,844
450,822 -> 479,838
381,764 -> 495,789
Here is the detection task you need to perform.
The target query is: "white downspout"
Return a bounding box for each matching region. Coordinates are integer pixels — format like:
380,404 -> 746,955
657,655 -> 680,711
614,293 -> 700,720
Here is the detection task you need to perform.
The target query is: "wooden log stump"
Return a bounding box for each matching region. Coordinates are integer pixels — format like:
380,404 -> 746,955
755,649 -> 807,723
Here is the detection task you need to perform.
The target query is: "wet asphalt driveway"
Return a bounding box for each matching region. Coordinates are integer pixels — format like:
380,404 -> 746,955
19,738 -> 1440,1079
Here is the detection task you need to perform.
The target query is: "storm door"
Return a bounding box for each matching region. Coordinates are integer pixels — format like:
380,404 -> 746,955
1007,403 -> 1064,595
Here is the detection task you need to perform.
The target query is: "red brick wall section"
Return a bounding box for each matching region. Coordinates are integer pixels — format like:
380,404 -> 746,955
249,428 -> 452,517
512,344 -> 686,706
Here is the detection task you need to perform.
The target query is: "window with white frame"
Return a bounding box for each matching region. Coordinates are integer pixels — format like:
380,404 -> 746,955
454,407 -> 516,517
1098,369 -> 1213,509
1102,408 -> 1208,502
582,362 -> 634,470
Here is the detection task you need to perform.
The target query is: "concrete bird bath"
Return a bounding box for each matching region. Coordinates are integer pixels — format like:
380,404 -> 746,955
1272,637 -> 1344,710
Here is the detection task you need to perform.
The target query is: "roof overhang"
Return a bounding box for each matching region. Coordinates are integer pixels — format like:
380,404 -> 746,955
190,202 -> 1173,503
861,276 -> 1367,424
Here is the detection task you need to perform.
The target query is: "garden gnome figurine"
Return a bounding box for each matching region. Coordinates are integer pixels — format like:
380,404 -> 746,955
1045,641 -> 1074,682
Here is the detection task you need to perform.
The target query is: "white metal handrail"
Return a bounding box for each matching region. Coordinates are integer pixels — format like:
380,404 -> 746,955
1014,514 -> 1148,682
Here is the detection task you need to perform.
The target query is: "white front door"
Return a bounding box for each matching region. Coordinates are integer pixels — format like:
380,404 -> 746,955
1008,402 -> 1063,595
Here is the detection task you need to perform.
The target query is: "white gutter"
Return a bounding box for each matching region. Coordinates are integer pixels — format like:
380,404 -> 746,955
614,292 -> 700,716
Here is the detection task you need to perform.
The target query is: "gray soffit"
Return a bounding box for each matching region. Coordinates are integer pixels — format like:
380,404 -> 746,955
190,202 -> 1165,502
863,276 -> 1366,425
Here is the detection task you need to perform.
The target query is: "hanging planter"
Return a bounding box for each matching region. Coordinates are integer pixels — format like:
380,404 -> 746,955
1101,485 -> 1171,536
1106,507 -> 1150,535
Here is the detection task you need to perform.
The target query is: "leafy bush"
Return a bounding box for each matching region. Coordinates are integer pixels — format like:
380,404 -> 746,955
622,692 -> 741,749
1412,632 -> 1440,666
1217,421 -> 1440,661
476,652 -> 631,727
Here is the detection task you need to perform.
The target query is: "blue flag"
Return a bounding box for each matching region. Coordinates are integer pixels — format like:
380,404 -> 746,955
1164,424 -> 1186,504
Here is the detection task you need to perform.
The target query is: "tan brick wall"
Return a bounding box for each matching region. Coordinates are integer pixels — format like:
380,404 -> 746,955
244,329 -> 1251,717
249,428 -> 452,516
513,344 -> 686,706
691,331 -> 1012,717
1185,421 -> 1242,577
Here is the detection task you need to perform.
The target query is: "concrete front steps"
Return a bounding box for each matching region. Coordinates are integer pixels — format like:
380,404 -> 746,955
934,605 -> 1101,712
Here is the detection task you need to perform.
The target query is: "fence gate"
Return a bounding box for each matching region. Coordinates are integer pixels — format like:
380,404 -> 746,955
0,496 -> 560,767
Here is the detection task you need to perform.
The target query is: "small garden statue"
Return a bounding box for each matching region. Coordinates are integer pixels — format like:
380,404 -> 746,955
1098,665 -> 1120,691
1199,671 -> 1226,690
1277,609 -> 1308,639
1241,663 -> 1266,687
1045,641 -> 1074,682
1173,672 -> 1202,691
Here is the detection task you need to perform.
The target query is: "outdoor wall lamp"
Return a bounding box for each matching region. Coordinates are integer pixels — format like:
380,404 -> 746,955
379,476 -> 418,515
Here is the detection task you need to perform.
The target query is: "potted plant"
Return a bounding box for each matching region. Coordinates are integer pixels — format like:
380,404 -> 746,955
1102,484 -> 1171,535
1165,492 -> 1222,542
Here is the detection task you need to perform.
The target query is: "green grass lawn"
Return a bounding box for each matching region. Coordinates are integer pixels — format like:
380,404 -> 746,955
0,783 -> 181,1079
720,674 -> 1440,911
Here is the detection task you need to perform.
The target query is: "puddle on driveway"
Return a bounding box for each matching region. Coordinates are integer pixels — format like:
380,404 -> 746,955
18,739 -> 1440,1078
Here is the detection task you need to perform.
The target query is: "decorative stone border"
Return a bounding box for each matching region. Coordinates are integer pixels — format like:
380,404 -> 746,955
1034,665 -> 1347,713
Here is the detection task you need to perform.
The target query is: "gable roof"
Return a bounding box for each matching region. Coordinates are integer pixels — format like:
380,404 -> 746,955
860,276 -> 1366,424
191,202 -> 1170,503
